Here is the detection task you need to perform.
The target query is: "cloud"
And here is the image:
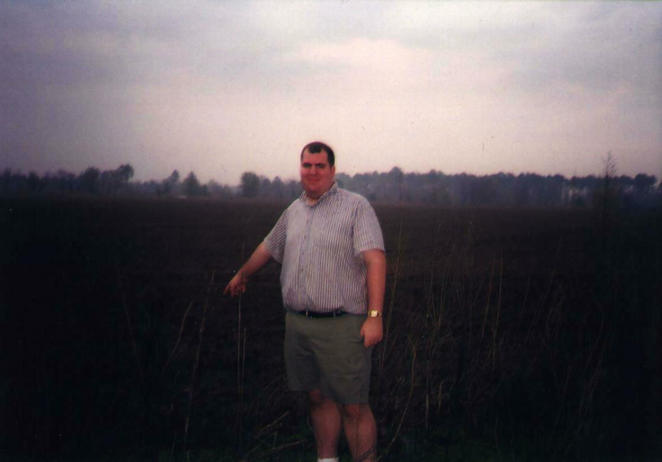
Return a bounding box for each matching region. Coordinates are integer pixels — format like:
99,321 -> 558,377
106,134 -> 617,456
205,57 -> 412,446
501,4 -> 662,97
1,1 -> 660,182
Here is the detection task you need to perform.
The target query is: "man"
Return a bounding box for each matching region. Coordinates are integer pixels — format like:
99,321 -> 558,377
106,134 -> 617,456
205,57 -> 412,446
224,141 -> 386,462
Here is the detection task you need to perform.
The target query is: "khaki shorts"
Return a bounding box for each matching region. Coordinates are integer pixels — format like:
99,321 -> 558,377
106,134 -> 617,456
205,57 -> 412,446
284,311 -> 372,404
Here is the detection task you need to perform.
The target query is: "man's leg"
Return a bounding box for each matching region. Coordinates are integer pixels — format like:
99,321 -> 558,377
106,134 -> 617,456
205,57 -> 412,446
341,403 -> 377,462
309,389 -> 341,459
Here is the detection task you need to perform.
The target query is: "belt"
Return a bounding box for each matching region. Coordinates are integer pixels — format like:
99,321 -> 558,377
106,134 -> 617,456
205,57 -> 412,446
289,308 -> 346,318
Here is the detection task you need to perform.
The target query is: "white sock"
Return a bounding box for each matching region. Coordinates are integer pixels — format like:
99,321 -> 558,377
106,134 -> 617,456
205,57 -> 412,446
317,458 -> 339,462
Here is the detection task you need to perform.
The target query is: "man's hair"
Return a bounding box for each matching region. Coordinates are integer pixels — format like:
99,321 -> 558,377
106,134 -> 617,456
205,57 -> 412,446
301,141 -> 335,167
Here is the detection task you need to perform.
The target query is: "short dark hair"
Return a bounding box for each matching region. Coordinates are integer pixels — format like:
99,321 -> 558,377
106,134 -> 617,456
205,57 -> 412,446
301,141 -> 335,167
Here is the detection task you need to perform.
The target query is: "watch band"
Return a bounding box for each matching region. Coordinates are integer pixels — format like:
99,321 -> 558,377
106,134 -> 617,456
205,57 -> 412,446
367,309 -> 382,318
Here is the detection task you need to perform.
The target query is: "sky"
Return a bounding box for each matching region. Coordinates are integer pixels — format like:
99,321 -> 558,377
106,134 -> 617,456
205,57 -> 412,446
1,1 -> 661,185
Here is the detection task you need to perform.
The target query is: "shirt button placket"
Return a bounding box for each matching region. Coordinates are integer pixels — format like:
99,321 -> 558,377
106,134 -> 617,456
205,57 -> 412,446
298,207 -> 313,307
302,207 -> 315,307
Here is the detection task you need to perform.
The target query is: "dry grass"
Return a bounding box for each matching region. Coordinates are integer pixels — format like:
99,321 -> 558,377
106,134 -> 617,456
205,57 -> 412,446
2,197 -> 660,461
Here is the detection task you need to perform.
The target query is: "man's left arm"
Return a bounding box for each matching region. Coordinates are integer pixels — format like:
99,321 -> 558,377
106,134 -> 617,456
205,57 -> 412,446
360,248 -> 386,348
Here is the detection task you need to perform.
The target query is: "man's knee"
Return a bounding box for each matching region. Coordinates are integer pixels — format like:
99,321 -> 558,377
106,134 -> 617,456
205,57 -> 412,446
340,403 -> 366,421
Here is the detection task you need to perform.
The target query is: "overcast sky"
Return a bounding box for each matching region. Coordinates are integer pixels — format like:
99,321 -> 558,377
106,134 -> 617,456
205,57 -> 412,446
2,1 -> 661,184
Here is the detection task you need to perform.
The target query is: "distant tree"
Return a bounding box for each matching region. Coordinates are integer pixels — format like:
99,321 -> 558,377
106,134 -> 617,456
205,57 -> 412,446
271,176 -> 284,199
183,171 -> 204,197
513,174 -> 535,206
207,180 -> 233,198
161,170 -> 180,196
541,174 -> 565,206
468,176 -> 497,206
115,164 -> 134,184
27,172 -> 42,193
78,167 -> 100,194
0,169 -> 11,194
593,152 -> 622,227
285,179 -> 300,198
492,172 -> 516,205
241,171 -> 260,198
335,172 -> 352,190
0,169 -> 27,194
134,180 -> 160,196
388,167 -> 404,201
260,176 -> 272,197
633,174 -> 656,195
169,169 -> 180,184
58,170 -> 76,193
99,164 -> 135,194
2,160 -> 659,207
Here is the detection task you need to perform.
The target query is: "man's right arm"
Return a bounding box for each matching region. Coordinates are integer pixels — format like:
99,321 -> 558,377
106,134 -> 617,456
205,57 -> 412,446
223,242 -> 272,297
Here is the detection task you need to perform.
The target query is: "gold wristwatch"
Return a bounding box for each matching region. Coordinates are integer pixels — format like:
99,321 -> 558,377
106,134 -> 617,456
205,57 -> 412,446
367,309 -> 382,318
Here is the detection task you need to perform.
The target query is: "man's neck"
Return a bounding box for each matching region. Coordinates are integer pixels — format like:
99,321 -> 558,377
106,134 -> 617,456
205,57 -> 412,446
304,183 -> 335,205
305,195 -> 320,205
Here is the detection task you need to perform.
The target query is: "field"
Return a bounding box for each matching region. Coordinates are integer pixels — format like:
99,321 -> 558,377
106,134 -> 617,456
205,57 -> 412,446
2,197 -> 660,461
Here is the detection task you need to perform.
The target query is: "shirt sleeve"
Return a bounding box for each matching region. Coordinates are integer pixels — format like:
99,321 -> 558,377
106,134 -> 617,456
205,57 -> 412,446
263,208 -> 288,263
353,198 -> 385,256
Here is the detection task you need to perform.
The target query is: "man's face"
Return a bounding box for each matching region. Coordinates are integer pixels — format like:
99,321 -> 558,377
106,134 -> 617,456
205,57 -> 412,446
300,148 -> 336,199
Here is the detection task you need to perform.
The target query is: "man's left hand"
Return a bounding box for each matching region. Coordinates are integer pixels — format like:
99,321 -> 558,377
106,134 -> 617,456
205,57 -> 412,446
360,317 -> 383,348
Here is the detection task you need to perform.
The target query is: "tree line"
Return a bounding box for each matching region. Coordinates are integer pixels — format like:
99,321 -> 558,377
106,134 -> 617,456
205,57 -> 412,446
2,164 -> 660,208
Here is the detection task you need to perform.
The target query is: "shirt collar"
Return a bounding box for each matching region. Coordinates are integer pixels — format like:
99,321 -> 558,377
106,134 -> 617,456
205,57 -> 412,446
300,182 -> 338,207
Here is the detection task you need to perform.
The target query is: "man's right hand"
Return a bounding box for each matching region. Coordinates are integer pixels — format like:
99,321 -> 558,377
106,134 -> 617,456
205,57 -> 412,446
224,271 -> 247,297
223,242 -> 273,297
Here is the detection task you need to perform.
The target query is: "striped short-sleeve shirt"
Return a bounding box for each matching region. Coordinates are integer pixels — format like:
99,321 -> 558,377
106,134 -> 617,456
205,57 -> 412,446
263,183 -> 385,315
